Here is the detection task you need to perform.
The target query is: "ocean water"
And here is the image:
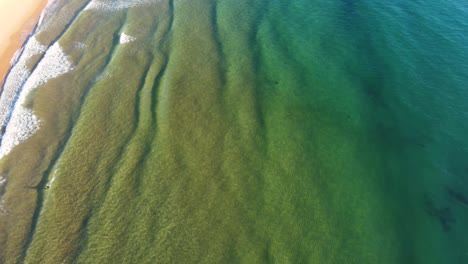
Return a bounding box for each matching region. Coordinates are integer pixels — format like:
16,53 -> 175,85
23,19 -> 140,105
0,0 -> 467,263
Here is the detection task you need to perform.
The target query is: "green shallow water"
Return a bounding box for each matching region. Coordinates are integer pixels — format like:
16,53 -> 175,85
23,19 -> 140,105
0,0 -> 467,263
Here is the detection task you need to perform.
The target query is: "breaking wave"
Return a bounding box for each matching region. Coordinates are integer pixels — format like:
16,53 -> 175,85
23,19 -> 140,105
0,43 -> 74,159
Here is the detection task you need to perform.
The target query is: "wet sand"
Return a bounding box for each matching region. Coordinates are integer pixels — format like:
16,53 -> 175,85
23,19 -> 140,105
0,0 -> 50,86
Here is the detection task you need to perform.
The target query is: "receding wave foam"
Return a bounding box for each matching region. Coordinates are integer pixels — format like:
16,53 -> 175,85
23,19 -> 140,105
0,37 -> 47,129
119,32 -> 136,44
74,41 -> 87,50
85,0 -> 159,12
22,43 -> 75,92
0,43 -> 74,159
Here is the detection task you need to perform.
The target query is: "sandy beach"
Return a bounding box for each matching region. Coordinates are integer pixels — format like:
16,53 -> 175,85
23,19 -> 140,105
0,0 -> 50,86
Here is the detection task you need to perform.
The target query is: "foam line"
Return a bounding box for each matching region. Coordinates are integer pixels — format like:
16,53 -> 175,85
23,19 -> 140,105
0,37 -> 47,129
119,32 -> 136,44
84,0 -> 159,12
0,42 -> 74,159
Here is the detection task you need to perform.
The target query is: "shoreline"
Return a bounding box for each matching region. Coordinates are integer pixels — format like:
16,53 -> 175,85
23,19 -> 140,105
0,0 -> 50,87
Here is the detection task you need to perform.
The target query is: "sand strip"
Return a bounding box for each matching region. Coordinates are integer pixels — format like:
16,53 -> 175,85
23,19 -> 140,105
0,0 -> 50,86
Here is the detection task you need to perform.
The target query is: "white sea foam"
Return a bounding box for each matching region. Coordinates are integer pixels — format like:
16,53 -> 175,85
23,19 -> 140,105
22,43 -> 75,92
74,41 -> 87,50
0,42 -> 74,159
10,49 -> 22,66
119,32 -> 136,44
37,9 -> 45,28
46,175 -> 56,188
0,37 -> 47,129
0,176 -> 5,186
0,108 -> 40,158
37,0 -> 58,28
85,0 -> 158,12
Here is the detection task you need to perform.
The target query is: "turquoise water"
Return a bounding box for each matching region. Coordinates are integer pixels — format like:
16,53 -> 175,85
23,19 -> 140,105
0,0 -> 467,263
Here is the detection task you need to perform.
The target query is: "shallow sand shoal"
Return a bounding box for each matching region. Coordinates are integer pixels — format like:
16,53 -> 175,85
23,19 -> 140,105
0,0 -> 50,86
